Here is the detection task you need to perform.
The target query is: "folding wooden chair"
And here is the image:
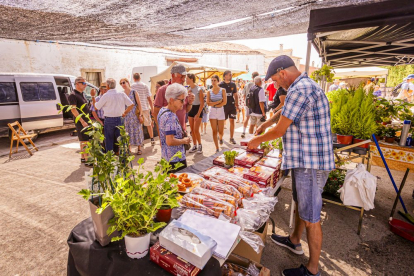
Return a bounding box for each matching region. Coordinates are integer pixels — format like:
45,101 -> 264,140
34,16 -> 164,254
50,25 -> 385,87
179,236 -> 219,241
8,121 -> 39,158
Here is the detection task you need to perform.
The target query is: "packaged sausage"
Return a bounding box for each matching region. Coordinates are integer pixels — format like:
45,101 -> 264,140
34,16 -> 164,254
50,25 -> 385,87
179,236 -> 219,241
199,180 -> 242,204
191,187 -> 238,208
180,194 -> 236,219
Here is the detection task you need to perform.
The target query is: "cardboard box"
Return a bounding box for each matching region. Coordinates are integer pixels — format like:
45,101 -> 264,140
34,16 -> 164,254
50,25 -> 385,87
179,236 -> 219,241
246,147 -> 265,155
234,152 -> 262,168
243,165 -> 280,188
150,242 -> 201,276
201,166 -> 229,180
228,166 -> 250,178
159,220 -> 217,269
240,136 -> 254,147
255,156 -> 282,170
224,253 -> 271,276
231,222 -> 268,264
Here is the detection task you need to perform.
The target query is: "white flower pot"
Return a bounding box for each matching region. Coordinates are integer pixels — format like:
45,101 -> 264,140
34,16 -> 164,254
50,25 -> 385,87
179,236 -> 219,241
124,233 -> 151,259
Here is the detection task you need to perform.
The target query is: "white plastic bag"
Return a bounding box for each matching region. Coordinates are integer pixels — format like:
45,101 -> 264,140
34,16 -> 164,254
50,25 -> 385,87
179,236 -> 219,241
338,164 -> 377,210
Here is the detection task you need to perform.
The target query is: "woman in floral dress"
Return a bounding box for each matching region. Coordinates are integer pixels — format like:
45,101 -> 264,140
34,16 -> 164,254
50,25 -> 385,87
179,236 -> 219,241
120,78 -> 144,155
237,81 -> 246,123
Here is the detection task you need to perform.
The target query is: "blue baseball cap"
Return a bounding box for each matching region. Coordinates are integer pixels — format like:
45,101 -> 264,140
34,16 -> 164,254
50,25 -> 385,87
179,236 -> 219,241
407,74 -> 414,80
265,55 -> 296,81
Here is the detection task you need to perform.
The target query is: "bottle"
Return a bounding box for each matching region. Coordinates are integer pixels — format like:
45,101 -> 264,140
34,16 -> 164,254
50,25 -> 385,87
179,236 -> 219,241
406,134 -> 412,147
399,120 -> 411,146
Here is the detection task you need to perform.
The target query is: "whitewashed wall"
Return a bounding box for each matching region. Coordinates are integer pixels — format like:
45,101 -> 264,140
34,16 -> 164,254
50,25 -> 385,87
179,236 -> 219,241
0,39 -> 264,89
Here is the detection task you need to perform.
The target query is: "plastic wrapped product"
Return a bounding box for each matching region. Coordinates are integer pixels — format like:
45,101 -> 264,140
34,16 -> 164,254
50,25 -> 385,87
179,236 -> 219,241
200,180 -> 242,204
239,231 -> 264,254
235,209 -> 263,232
255,156 -> 282,170
180,194 -> 236,219
266,149 -> 281,158
200,166 -> 229,179
209,174 -> 253,198
234,152 -> 262,168
244,165 -> 281,188
191,187 -> 238,208
243,193 -> 278,214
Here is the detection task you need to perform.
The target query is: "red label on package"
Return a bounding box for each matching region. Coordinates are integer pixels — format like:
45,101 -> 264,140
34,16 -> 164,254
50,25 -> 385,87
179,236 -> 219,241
234,152 -> 262,168
243,165 -> 280,188
150,242 -> 200,276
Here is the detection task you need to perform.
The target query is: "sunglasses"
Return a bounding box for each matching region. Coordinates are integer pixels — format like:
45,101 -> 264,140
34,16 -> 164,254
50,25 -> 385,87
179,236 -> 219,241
77,82 -> 86,85
175,98 -> 185,103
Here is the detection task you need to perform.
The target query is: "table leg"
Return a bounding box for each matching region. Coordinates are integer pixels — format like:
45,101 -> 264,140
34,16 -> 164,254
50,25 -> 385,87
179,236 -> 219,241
289,197 -> 295,229
357,207 -> 364,235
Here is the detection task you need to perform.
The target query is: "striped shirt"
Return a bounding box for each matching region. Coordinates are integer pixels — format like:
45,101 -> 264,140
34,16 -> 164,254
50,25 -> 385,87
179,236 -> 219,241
281,72 -> 335,171
131,81 -> 151,111
209,88 -> 224,103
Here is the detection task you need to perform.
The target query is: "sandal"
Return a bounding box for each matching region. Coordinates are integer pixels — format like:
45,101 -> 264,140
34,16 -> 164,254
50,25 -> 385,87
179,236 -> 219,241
81,158 -> 86,163
137,150 -> 142,155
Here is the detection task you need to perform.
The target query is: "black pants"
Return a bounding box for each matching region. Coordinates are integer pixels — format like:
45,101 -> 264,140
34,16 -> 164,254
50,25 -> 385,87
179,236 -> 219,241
168,159 -> 187,174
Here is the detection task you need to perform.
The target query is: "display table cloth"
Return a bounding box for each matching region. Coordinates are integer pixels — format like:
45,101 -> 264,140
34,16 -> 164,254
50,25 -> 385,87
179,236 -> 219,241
370,141 -> 414,171
67,218 -> 221,276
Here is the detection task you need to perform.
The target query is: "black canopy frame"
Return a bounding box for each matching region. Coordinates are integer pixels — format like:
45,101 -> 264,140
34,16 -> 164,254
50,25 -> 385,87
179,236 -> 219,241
305,0 -> 414,69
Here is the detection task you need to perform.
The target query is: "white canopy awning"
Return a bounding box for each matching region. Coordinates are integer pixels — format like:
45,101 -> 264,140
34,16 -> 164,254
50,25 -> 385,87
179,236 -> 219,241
333,67 -> 388,79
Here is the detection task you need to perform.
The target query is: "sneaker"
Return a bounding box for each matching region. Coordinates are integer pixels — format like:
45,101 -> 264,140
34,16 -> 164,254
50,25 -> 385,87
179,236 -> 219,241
151,138 -> 155,146
282,264 -> 320,276
216,149 -> 220,153
189,145 -> 197,153
241,133 -> 246,138
197,145 -> 203,153
230,138 -> 236,145
270,234 -> 304,255
219,139 -> 224,145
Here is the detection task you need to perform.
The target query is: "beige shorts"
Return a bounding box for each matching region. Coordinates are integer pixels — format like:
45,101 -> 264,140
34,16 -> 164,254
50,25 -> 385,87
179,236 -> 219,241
250,115 -> 264,127
142,110 -> 152,126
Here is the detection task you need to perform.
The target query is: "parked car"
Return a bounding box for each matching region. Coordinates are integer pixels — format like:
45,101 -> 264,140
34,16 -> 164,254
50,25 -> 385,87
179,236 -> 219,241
0,73 -> 98,140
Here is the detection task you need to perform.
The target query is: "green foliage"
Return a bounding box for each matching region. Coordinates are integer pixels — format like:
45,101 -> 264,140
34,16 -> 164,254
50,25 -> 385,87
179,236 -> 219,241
374,98 -> 414,122
310,64 -> 335,83
352,90 -> 377,139
324,169 -> 346,198
103,152 -> 181,239
223,150 -> 239,166
384,65 -> 414,87
383,127 -> 396,138
333,96 -> 353,135
328,89 -> 349,134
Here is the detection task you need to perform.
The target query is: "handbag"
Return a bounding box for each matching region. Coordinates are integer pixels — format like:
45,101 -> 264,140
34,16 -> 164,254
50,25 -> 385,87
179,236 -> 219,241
133,91 -> 143,124
160,110 -> 191,151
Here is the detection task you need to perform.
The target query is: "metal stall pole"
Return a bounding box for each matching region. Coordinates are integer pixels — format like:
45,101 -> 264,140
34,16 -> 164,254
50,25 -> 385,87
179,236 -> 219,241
305,40 -> 312,73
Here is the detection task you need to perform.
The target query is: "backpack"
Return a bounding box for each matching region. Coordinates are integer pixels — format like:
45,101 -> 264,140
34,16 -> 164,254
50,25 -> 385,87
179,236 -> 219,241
246,85 -> 257,111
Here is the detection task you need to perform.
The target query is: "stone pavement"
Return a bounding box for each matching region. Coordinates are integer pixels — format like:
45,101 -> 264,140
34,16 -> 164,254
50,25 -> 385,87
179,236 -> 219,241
0,122 -> 413,275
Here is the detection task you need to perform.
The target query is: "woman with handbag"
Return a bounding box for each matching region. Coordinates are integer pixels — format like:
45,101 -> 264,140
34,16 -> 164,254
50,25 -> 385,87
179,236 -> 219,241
157,83 -> 191,173
120,78 -> 144,155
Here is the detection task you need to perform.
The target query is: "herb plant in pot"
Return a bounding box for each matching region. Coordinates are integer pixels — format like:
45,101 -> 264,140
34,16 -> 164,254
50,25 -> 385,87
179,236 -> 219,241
102,154 -> 180,259
383,127 -> 397,143
351,93 -> 377,149
223,150 -> 239,168
334,98 -> 354,145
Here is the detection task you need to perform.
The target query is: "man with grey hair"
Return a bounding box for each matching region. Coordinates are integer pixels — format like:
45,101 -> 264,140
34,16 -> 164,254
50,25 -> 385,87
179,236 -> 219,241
154,64 -> 195,131
91,78 -> 134,152
157,83 -> 191,172
247,76 -> 267,134
69,76 -> 93,166
328,79 -> 340,92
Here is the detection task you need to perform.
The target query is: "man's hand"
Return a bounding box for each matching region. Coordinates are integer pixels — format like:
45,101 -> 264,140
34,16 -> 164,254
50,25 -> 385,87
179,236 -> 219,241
247,136 -> 261,149
90,89 -> 96,97
255,124 -> 266,135
182,137 -> 191,144
188,92 -> 195,104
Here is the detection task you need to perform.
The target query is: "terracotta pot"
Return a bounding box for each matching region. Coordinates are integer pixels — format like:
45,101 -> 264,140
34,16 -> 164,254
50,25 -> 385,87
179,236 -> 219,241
337,134 -> 353,145
385,137 -> 395,143
156,208 -> 172,223
89,199 -> 119,246
352,138 -> 369,149
124,233 -> 151,259
374,135 -> 383,141
382,121 -> 392,126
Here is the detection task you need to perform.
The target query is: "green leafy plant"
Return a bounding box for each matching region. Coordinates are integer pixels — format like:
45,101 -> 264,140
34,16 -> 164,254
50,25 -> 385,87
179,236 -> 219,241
323,169 -> 346,198
383,127 -> 396,138
224,150 -> 239,166
311,64 -> 334,83
351,89 -> 377,140
271,138 -> 283,152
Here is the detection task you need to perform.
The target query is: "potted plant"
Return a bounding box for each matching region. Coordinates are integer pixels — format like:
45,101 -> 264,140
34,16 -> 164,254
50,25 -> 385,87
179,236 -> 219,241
351,92 -> 377,149
383,127 -> 397,143
223,150 -> 240,168
334,98 -> 354,144
374,125 -> 385,141
323,169 -> 346,199
259,141 -> 272,156
60,103 -> 123,246
83,153 -> 181,259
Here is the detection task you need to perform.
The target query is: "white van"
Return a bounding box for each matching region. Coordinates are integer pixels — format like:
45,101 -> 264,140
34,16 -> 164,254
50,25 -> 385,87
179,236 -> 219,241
0,73 -> 98,139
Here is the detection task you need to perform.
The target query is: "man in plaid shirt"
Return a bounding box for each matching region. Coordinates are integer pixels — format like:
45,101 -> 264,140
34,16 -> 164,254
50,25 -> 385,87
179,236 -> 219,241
248,56 -> 334,276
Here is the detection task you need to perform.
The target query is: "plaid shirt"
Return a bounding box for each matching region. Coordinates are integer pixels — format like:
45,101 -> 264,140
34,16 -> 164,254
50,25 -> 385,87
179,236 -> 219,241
90,95 -> 104,119
281,73 -> 334,171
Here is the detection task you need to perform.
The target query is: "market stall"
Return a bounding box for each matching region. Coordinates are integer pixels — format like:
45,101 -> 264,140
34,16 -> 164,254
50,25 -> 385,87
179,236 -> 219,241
150,62 -> 247,95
